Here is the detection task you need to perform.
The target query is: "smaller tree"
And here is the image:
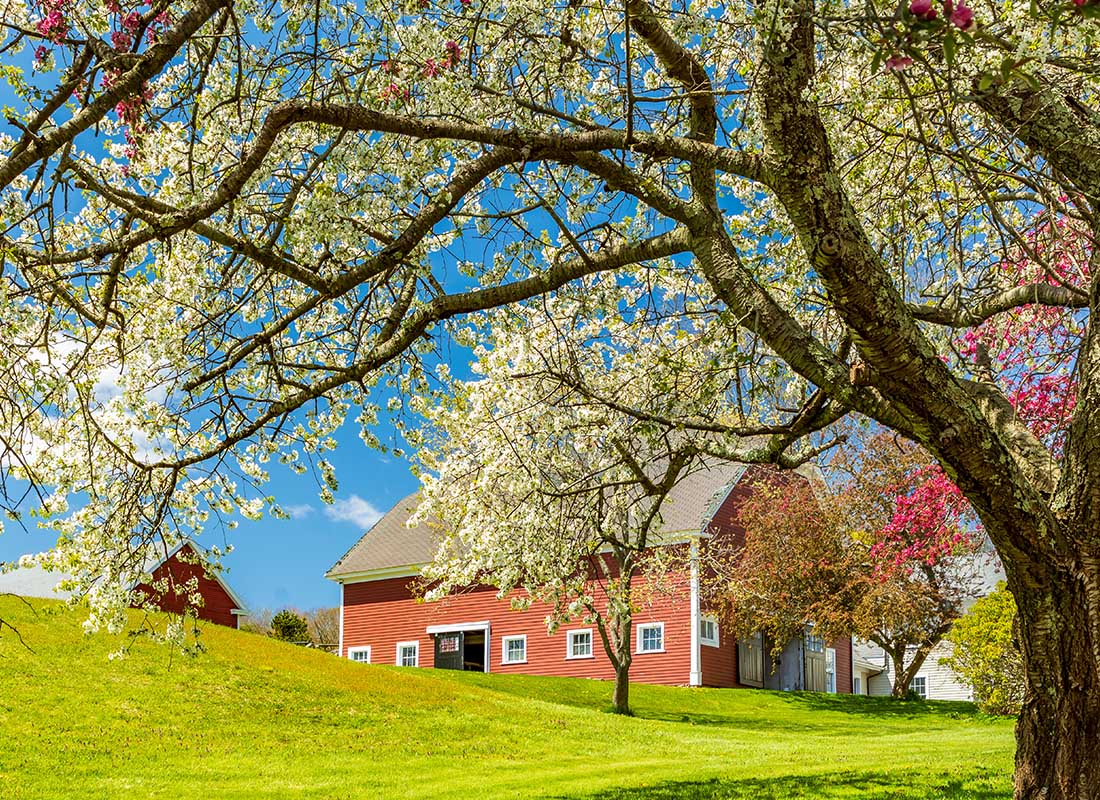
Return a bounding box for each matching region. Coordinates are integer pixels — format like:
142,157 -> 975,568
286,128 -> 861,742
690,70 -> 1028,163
941,584 -> 1025,715
238,608 -> 275,636
270,610 -> 311,644
711,434 -> 983,697
305,608 -> 341,649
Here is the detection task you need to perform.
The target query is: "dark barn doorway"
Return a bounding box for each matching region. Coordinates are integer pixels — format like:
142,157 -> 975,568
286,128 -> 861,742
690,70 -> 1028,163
431,625 -> 490,672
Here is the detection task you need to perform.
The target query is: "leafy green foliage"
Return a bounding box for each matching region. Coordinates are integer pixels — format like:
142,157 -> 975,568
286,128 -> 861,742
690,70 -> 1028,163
270,609 -> 310,643
942,584 -> 1025,715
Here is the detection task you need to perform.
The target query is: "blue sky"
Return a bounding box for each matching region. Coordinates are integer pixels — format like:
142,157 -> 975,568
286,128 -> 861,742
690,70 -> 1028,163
0,416 -> 422,611
0,45 -> 452,613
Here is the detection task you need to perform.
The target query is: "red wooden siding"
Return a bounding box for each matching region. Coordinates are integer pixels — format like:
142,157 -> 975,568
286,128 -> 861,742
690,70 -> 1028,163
132,544 -> 241,628
699,620 -> 737,688
832,636 -> 853,694
341,572 -> 692,685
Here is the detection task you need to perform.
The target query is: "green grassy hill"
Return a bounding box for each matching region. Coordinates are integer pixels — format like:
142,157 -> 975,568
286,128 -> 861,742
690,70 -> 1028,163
0,597 -> 1014,799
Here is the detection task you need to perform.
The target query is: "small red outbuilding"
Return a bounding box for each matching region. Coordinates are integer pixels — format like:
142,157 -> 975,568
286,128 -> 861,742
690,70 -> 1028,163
0,542 -> 247,628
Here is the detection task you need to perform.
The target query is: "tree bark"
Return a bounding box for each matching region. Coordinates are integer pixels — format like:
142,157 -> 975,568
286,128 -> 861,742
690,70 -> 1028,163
1011,563 -> 1100,800
612,659 -> 632,715
889,647 -> 929,699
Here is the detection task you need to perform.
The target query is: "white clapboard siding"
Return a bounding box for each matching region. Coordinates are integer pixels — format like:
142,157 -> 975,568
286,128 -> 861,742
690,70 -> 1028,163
864,640 -> 974,700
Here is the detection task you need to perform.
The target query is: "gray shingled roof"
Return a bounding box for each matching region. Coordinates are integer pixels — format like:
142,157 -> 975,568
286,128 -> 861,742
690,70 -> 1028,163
325,493 -> 438,579
325,462 -> 746,580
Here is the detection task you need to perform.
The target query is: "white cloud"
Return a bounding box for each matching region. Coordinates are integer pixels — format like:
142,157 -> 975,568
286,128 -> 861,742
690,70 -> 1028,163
324,495 -> 384,529
284,504 -> 315,520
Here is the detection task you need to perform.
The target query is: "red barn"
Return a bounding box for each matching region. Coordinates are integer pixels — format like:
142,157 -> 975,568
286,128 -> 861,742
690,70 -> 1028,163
0,542 -> 247,628
131,543 -> 248,628
327,464 -> 852,692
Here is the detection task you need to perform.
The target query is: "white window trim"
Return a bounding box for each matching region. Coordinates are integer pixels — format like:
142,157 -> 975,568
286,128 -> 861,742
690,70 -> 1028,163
910,675 -> 928,699
396,640 -> 420,667
566,628 -> 594,660
700,615 -> 720,648
501,634 -> 528,665
637,622 -> 666,654
347,645 -> 371,664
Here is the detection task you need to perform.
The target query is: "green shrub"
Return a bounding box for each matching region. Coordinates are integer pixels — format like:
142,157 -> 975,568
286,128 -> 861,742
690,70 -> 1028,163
942,583 -> 1024,715
271,609 -> 311,643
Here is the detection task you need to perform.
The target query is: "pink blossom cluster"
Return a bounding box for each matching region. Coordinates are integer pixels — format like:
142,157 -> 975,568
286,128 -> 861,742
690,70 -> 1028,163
909,0 -> 975,30
380,41 -> 463,103
870,466 -> 975,572
101,66 -> 154,166
884,0 -> 976,71
106,3 -> 173,50
380,82 -> 411,103
34,0 -> 70,42
955,213 -> 1088,447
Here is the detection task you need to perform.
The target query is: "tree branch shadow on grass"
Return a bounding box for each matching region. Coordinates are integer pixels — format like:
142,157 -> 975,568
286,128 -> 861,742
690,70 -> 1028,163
773,691 -> 1005,722
558,769 -> 1010,799
452,670 -> 1002,729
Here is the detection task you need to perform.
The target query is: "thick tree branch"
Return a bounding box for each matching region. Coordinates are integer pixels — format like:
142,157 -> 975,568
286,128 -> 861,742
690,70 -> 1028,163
910,283 -> 1089,328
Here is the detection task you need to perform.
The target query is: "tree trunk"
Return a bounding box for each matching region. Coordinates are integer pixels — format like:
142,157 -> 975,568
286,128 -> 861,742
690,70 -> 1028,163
1011,570 -> 1100,800
612,660 -> 631,715
888,646 -> 930,699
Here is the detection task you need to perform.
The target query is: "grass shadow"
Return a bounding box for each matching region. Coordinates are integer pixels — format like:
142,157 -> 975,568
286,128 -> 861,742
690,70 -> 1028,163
558,769 -> 1011,799
774,691 -> 1004,722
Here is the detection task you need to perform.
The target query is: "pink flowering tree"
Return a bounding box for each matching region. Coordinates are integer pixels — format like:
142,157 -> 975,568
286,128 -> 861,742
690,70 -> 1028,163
713,435 -> 984,697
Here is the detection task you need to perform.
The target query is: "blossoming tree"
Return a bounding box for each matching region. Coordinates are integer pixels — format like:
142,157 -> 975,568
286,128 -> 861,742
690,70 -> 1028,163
1,0 -> 1099,792
714,435 -> 984,697
412,281 -> 834,714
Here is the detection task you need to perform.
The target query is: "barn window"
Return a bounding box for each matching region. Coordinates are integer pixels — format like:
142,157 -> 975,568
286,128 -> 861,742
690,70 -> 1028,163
502,635 -> 527,664
566,629 -> 593,659
396,641 -> 419,667
700,616 -> 719,647
909,676 -> 927,699
637,622 -> 665,653
805,633 -> 826,653
347,646 -> 371,664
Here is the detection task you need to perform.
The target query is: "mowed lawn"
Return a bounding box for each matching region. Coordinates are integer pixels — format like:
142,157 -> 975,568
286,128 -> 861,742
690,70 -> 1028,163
0,597 -> 1014,799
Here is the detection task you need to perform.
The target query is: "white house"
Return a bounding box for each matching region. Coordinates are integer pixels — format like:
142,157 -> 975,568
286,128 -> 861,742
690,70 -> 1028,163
853,553 -> 1006,701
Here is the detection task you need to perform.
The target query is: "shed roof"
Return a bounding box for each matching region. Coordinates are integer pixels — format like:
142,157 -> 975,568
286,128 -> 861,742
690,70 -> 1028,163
0,564 -> 74,600
325,461 -> 748,581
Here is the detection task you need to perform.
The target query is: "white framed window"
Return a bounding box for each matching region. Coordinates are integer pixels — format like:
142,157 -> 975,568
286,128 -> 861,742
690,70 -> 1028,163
566,629 -> 593,659
347,646 -> 371,664
825,647 -> 837,693
502,635 -> 527,665
909,676 -> 927,699
396,640 -> 419,667
637,622 -> 665,654
700,616 -> 720,647
854,676 -> 862,695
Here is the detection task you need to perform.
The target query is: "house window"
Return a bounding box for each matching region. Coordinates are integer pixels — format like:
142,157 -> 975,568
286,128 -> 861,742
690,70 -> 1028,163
825,647 -> 837,693
805,633 -> 825,653
909,676 -> 927,699
347,646 -> 371,664
567,629 -> 593,659
700,616 -> 719,647
396,641 -> 419,667
637,622 -> 665,653
502,635 -> 528,664
854,676 -> 862,695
